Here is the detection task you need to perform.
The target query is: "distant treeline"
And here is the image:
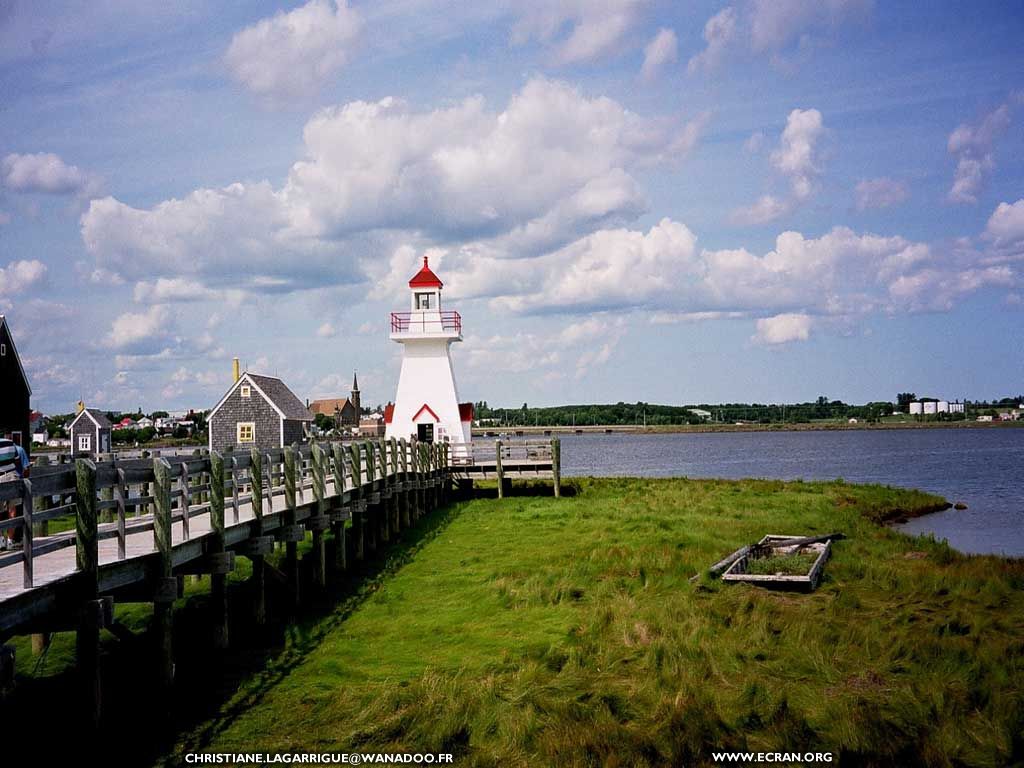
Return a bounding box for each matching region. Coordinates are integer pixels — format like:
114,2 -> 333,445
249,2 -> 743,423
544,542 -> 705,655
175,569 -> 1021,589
473,395 -> 1023,427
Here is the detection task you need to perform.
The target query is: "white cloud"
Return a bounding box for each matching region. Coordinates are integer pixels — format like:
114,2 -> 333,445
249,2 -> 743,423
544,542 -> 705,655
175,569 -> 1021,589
2,152 -> 101,197
984,199 -> 1024,247
0,259 -> 47,295
687,6 -> 738,74
687,1 -> 868,74
744,131 -> 765,153
317,322 -> 338,338
730,194 -> 791,225
512,0 -> 647,64
855,177 -> 908,211
82,79 -> 703,289
947,101 -> 1014,204
770,108 -> 824,200
749,0 -> 870,54
104,304 -> 174,353
752,313 -> 812,344
641,28 -> 677,80
225,0 -> 361,102
132,277 -> 245,304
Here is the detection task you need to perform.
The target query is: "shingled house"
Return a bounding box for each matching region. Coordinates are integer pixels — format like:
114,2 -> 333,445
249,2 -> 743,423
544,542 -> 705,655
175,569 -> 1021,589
208,372 -> 313,453
0,315 -> 31,457
69,405 -> 112,457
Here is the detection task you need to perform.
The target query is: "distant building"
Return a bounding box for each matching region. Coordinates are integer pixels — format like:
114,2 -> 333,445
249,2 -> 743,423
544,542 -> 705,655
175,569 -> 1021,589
308,373 -> 361,428
359,412 -> 386,437
689,408 -> 713,420
949,401 -> 965,414
909,402 -> 923,415
208,369 -> 313,453
0,314 -> 31,458
69,404 -> 113,456
136,417 -> 154,429
923,401 -> 937,415
977,415 -> 994,422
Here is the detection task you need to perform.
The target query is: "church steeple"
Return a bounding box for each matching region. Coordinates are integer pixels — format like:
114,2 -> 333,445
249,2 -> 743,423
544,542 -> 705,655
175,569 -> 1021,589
350,371 -> 361,418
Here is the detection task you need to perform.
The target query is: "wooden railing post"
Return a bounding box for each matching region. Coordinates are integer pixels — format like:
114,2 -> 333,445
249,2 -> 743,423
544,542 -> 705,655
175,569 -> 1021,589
551,437 -> 561,498
20,479 -> 33,589
178,462 -> 192,541
397,438 -> 409,528
370,438 -> 382,552
349,442 -> 364,562
495,440 -> 505,498
248,448 -> 267,626
153,457 -> 175,693
209,451 -> 229,648
309,442 -> 328,589
283,444 -> 300,612
409,438 -> 420,520
75,458 -> 102,726
115,467 -> 127,559
330,442 -> 348,572
32,454 -> 49,537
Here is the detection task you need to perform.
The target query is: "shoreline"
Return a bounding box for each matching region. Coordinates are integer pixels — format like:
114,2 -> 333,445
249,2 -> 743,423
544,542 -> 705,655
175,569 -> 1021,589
473,420 -> 1024,437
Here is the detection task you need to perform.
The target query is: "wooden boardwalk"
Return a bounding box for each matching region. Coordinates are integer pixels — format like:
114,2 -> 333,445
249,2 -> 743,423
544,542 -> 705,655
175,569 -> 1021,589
0,436 -> 561,723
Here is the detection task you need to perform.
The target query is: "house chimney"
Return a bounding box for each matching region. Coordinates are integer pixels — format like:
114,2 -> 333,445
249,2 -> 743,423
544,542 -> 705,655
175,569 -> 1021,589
232,357 -> 240,382
76,400 -> 85,414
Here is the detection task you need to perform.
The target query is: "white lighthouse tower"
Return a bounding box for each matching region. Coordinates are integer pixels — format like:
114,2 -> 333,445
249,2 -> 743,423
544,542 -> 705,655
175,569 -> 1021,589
384,257 -> 473,449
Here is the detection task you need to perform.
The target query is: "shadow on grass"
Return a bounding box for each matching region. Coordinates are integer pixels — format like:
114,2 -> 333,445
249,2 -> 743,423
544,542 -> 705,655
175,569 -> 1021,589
469,479 -> 579,498
0,500 -> 467,767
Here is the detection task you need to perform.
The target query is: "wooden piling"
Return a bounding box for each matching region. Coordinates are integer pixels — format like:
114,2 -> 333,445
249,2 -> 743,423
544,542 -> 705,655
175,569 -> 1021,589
495,440 -> 505,498
551,437 -> 561,498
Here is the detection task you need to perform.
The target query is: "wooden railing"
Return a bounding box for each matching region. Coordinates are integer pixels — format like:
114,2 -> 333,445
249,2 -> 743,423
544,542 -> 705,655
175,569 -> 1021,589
0,437 -> 448,594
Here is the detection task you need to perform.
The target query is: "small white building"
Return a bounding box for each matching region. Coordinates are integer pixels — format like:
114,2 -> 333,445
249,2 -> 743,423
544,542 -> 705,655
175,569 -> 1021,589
923,401 -> 938,415
909,401 -> 923,415
949,401 -> 965,414
936,400 -> 950,413
384,257 -> 473,448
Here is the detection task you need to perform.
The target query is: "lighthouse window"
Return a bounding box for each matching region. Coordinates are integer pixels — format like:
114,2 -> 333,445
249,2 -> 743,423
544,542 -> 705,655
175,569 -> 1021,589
415,292 -> 433,310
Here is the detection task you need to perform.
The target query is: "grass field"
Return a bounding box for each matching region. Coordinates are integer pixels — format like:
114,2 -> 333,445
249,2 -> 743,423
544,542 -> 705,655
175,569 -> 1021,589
148,478 -> 1024,767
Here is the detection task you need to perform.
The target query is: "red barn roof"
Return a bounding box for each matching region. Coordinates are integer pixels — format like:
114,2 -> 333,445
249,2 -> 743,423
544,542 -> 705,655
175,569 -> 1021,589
409,256 -> 443,288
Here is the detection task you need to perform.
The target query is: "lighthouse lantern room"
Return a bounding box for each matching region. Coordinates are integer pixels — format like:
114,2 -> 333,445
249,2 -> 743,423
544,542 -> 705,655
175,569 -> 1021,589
385,257 -> 473,449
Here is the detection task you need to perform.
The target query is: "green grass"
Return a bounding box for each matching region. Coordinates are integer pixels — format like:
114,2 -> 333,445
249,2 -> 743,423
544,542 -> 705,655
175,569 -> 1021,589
153,478 -> 1024,767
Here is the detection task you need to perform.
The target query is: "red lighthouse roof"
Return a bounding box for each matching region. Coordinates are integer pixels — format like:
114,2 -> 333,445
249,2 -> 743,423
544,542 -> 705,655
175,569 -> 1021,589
409,256 -> 443,288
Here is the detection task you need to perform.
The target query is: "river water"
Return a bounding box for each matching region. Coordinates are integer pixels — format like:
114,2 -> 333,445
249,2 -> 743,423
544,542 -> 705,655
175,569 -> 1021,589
555,428 -> 1023,557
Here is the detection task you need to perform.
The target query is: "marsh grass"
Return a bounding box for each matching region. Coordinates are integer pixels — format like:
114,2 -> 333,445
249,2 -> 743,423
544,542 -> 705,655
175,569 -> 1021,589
148,477 -> 1024,767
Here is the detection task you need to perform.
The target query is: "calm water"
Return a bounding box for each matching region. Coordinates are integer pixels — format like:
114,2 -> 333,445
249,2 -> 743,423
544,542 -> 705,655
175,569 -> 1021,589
555,428 -> 1024,557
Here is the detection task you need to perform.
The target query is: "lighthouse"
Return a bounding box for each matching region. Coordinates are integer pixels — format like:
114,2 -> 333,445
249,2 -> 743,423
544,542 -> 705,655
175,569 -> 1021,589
384,257 -> 473,449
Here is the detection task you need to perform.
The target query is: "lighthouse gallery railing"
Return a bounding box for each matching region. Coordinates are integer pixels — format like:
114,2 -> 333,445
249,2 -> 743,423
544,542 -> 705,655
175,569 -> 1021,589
390,311 -> 462,334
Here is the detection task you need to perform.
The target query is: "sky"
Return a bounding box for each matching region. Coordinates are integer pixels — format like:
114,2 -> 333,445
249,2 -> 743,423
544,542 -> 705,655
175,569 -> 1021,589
1,0 -> 1022,414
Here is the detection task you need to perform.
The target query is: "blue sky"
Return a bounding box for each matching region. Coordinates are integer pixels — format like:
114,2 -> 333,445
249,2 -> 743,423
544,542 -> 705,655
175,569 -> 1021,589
1,0 -> 1022,413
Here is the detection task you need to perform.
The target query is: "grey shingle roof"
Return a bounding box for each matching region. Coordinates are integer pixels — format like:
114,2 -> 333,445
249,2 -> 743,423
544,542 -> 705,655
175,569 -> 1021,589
86,409 -> 113,428
248,374 -> 313,421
